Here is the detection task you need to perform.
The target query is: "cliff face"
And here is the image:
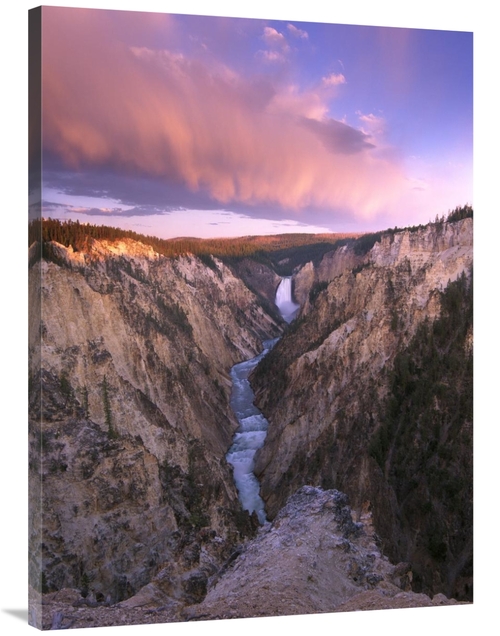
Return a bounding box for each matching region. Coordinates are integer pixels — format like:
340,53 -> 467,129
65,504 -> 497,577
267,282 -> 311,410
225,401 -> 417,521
251,219 -> 473,600
227,257 -> 282,306
183,486 -> 460,622
29,239 -> 281,605
35,486 -> 461,629
29,218 -> 473,628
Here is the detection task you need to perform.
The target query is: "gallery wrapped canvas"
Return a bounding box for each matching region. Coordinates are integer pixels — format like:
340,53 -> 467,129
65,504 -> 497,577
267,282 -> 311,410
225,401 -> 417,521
28,2 -> 473,631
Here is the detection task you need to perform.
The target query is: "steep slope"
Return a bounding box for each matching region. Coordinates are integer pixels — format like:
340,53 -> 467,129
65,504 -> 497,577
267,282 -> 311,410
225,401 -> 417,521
33,486 -> 462,629
29,238 -> 281,610
224,257 -> 283,321
226,258 -> 281,315
184,486 -> 460,621
251,218 -> 473,600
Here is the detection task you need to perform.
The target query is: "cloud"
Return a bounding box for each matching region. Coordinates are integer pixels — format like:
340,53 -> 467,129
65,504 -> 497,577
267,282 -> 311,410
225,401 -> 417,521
256,49 -> 287,64
80,205 -> 170,217
42,200 -> 68,210
257,26 -> 290,64
80,207 -> 125,216
266,84 -> 328,120
357,112 -> 386,137
42,198 -> 171,218
41,7 -> 408,220
262,26 -> 289,50
322,73 -> 346,87
407,176 -> 428,192
300,118 -> 375,155
287,24 -> 308,39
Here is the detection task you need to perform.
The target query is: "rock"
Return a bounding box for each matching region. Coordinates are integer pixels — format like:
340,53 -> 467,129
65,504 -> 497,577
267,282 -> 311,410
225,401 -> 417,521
118,583 -> 177,609
29,219 -> 472,628
251,218 -> 473,600
183,486 -> 462,621
29,240 -> 282,607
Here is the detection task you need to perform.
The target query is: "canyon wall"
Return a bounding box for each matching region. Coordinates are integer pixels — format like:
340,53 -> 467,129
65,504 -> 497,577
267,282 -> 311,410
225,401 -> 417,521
252,218 -> 473,600
29,239 -> 281,606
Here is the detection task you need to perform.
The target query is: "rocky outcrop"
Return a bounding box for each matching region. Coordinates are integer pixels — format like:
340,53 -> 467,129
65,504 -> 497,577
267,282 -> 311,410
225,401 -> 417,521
294,244 -> 364,306
32,487 -> 461,629
294,219 -> 472,309
29,239 -> 282,609
251,218 -> 473,600
183,487 -> 460,621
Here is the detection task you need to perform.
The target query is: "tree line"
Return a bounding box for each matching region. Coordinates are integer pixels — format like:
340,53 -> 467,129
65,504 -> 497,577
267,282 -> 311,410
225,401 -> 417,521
28,205 -> 472,266
28,218 -> 358,261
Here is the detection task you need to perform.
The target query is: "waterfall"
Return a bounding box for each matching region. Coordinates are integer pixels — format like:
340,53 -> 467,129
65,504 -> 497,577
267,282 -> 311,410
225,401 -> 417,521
275,276 -> 300,323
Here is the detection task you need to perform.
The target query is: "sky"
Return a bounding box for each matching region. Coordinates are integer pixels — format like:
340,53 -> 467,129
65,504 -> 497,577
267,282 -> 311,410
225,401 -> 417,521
35,7 -> 473,238
33,5 -> 473,239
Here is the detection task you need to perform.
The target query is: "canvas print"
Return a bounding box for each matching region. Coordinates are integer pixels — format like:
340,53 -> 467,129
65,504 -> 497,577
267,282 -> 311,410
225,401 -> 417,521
28,5 -> 473,630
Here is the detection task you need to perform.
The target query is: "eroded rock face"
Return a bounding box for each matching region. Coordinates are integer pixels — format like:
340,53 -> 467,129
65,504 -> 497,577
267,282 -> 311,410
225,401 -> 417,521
33,487 -> 461,629
29,239 -> 281,605
228,258 -> 282,306
183,487 -> 460,621
251,219 -> 473,600
28,219 -> 473,628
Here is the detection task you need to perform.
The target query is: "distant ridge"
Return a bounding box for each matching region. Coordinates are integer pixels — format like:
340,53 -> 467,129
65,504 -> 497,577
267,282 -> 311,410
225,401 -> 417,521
30,204 -> 472,273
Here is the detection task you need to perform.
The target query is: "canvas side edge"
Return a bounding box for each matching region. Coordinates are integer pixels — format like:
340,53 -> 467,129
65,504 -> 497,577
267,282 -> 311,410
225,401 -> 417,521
28,5 -> 43,630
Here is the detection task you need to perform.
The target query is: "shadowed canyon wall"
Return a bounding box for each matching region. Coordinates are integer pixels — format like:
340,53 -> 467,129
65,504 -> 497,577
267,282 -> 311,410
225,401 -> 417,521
29,239 -> 281,603
252,218 -> 473,600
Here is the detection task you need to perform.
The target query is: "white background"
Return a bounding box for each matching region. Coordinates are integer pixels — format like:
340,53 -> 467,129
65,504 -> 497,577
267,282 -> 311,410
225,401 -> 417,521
0,1 -> 496,635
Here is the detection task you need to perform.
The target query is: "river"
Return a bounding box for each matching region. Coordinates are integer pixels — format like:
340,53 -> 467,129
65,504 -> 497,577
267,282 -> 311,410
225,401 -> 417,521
225,277 -> 299,523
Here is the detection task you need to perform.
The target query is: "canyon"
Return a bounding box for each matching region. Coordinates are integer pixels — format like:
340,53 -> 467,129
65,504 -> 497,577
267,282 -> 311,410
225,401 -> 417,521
28,214 -> 473,628
252,217 -> 473,600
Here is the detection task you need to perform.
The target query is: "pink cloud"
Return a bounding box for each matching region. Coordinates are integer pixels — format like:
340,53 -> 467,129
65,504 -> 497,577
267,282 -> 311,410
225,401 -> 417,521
266,85 -> 328,120
357,112 -> 387,139
41,7 -> 408,220
256,49 -> 288,64
262,26 -> 289,50
322,73 -> 347,87
287,24 -> 308,39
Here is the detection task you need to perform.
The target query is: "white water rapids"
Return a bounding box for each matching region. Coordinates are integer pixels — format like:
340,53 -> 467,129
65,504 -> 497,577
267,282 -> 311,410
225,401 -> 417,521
226,277 -> 299,523
225,338 -> 278,524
